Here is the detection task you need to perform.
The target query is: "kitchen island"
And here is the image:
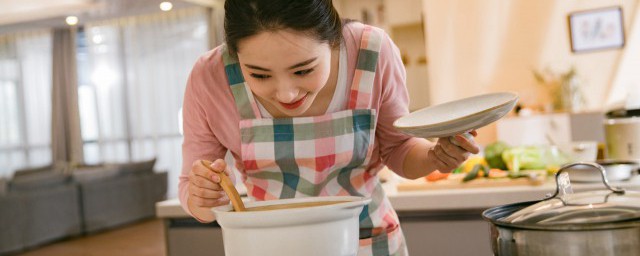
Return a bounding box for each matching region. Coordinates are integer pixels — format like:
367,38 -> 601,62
156,176 -> 640,256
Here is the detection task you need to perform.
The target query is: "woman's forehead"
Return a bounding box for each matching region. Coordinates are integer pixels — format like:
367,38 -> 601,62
237,30 -> 330,68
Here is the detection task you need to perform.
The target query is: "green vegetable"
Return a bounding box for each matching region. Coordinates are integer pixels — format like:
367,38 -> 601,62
463,164 -> 482,182
484,141 -> 510,170
482,165 -> 490,177
452,166 -> 462,174
502,146 -> 547,172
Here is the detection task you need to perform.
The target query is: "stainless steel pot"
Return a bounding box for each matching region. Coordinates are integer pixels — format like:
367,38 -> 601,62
565,160 -> 639,182
483,162 -> 640,256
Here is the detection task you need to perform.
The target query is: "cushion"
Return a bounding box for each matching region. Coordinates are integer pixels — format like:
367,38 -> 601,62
72,165 -> 121,183
9,172 -> 71,192
12,164 -> 62,178
114,158 -> 156,176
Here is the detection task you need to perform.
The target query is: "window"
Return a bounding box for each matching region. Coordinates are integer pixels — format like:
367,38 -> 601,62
77,8 -> 209,196
0,31 -> 52,176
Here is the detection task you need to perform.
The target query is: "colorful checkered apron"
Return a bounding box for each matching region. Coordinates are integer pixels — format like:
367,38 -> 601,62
221,24 -> 407,256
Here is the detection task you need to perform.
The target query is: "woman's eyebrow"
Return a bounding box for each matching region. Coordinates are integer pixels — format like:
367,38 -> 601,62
244,57 -> 317,71
287,57 -> 317,70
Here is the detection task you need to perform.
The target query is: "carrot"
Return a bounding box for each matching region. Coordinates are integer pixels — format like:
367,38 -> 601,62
488,169 -> 509,178
426,170 -> 450,182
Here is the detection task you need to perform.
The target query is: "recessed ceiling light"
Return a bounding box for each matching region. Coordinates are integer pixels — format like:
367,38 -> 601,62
66,16 -> 79,26
160,2 -> 173,11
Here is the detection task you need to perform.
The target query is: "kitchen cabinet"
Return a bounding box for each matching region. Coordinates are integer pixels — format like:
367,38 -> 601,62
496,112 -> 605,146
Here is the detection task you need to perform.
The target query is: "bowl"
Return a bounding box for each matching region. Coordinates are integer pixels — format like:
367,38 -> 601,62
211,196 -> 370,256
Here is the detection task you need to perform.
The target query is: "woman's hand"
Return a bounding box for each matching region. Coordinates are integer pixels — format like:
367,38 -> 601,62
428,130 -> 480,173
187,159 -> 231,222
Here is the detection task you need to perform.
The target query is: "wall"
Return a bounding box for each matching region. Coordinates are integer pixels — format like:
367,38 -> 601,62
423,0 -> 639,145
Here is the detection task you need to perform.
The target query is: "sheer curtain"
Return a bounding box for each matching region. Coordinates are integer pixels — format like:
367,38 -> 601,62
78,7 -> 209,196
0,31 -> 52,177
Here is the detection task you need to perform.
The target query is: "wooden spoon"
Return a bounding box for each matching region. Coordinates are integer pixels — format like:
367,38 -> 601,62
201,160 -> 246,212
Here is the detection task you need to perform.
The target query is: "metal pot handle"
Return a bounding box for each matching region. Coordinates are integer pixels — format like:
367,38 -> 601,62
546,162 -> 625,200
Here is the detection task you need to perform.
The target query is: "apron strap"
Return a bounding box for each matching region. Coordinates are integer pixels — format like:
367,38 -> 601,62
221,46 -> 262,120
348,25 -> 384,110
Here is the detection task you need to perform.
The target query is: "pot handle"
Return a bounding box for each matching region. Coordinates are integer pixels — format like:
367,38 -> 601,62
546,162 -> 625,200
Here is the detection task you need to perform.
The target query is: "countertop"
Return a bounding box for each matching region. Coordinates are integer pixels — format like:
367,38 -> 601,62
156,175 -> 640,218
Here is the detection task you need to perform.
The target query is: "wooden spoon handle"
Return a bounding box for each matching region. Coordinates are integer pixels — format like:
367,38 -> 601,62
201,160 -> 245,212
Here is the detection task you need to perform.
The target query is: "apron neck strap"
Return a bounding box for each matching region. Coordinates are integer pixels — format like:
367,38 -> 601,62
348,24 -> 384,110
222,46 -> 262,120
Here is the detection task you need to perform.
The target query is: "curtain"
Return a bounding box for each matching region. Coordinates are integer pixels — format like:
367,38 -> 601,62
0,31 -> 52,177
79,7 -> 209,197
51,28 -> 83,167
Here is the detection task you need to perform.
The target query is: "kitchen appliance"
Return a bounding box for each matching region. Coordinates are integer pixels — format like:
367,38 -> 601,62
483,162 -> 640,256
212,196 -> 370,256
604,108 -> 640,162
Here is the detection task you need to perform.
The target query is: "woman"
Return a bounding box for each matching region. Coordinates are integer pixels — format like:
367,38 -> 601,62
179,0 -> 479,255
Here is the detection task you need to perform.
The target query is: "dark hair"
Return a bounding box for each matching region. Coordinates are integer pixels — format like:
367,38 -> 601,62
224,0 -> 343,55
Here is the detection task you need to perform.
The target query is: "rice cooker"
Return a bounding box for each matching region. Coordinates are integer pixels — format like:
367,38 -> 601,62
604,108 -> 640,162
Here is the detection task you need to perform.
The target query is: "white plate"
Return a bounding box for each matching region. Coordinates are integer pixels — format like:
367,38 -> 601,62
394,92 -> 519,138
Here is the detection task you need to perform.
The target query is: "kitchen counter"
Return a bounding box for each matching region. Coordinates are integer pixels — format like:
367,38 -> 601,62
156,176 -> 640,256
157,175 -> 640,217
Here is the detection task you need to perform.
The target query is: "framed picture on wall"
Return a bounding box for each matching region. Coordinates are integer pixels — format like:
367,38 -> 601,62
568,7 -> 625,53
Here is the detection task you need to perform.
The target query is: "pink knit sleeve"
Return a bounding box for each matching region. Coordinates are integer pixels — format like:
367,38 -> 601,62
179,55 -> 228,219
374,31 -> 423,177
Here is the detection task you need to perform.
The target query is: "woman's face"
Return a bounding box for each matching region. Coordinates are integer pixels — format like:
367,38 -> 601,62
236,29 -> 333,117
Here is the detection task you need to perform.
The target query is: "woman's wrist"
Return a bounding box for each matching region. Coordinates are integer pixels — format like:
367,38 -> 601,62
187,196 -> 215,223
402,139 -> 437,179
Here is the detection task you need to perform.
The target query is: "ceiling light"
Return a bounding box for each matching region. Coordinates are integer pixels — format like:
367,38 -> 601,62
160,2 -> 173,11
66,16 -> 79,26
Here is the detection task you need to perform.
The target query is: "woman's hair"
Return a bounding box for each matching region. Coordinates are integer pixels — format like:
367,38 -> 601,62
224,0 -> 343,55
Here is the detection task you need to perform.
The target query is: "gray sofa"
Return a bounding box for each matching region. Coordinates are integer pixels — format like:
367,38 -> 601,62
0,167 -> 82,255
0,178 -> 24,255
0,159 -> 168,255
74,159 -> 168,234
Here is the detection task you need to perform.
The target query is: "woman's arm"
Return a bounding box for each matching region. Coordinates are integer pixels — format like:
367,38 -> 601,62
179,54 -> 232,223
402,132 -> 479,179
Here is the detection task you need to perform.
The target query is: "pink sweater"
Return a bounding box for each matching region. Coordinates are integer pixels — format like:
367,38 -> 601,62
179,23 -> 421,216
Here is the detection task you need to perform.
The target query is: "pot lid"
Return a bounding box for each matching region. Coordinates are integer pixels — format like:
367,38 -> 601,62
501,162 -> 640,226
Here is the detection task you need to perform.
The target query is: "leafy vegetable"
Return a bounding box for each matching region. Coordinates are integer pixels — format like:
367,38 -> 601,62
484,141 -> 510,170
502,146 -> 547,172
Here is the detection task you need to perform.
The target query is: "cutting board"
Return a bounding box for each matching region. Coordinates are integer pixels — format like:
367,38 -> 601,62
396,176 -> 547,191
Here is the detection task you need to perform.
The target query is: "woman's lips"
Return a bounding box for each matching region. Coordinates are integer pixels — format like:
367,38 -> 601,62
279,94 -> 308,110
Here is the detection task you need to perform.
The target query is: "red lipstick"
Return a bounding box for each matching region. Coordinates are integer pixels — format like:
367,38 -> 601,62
280,94 -> 308,110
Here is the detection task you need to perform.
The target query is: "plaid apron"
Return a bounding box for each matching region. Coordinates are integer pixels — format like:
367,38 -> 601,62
222,24 -> 407,256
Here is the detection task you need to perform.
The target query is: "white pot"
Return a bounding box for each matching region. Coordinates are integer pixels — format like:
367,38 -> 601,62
211,196 -> 370,256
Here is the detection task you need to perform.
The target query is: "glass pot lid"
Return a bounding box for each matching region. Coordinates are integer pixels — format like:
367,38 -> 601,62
500,162 -> 640,226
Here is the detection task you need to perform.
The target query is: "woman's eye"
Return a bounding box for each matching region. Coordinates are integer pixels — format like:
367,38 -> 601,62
250,73 -> 271,79
294,69 -> 314,76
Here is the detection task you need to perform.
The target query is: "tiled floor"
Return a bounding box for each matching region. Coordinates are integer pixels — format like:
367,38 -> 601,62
18,219 -> 165,256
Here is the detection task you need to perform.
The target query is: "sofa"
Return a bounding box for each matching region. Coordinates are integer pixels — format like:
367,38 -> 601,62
0,166 -> 82,255
0,178 -> 24,255
74,159 -> 168,234
0,159 -> 168,255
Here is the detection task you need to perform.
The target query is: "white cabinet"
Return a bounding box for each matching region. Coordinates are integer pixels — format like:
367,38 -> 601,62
496,112 -> 605,146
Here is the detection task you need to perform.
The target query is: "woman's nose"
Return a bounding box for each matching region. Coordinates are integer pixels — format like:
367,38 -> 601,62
275,82 -> 299,103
